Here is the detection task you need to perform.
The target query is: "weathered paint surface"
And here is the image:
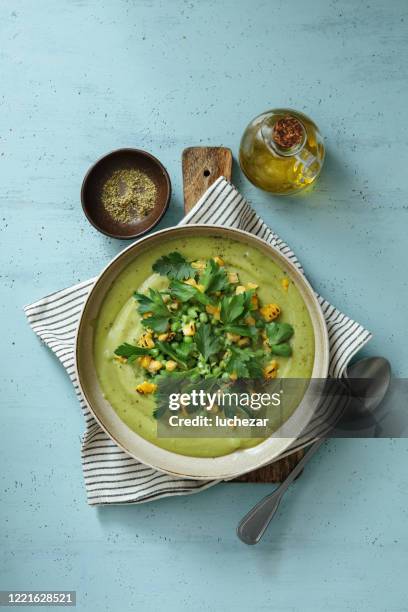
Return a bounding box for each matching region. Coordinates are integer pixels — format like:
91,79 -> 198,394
1,1 -> 407,610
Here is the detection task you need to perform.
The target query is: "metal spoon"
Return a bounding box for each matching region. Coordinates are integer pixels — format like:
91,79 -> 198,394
236,357 -> 391,545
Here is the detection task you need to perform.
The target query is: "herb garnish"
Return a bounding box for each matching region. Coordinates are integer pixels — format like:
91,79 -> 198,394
200,259 -> 229,293
114,343 -> 151,363
152,252 -> 195,280
168,279 -> 210,305
265,322 -> 294,357
195,323 -> 222,362
133,288 -> 171,333
114,253 -> 297,399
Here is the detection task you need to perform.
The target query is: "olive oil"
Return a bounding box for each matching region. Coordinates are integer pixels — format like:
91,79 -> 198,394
239,109 -> 325,195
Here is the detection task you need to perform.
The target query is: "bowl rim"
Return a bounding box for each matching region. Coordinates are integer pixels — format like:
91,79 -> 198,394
75,224 -> 330,480
80,147 -> 172,240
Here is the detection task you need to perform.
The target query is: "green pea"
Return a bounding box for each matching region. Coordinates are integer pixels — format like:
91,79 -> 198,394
199,312 -> 208,323
171,321 -> 181,332
181,314 -> 188,323
183,336 -> 193,344
221,372 -> 230,380
150,348 -> 160,357
219,360 -> 226,369
212,366 -> 221,377
171,341 -> 179,348
187,307 -> 198,318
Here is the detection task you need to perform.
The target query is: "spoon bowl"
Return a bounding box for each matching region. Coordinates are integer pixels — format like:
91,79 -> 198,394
236,356 -> 392,545
345,356 -> 391,414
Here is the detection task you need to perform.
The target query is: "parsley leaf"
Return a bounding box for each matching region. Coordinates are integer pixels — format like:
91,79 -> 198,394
173,341 -> 196,360
265,322 -> 294,345
114,343 -> 151,363
225,346 -> 253,378
271,342 -> 292,357
134,289 -> 171,333
152,252 -> 195,280
169,280 -> 210,305
141,315 -> 170,333
195,323 -> 222,362
223,324 -> 257,338
134,288 -> 170,316
153,370 -> 187,418
200,259 -> 229,293
225,346 -> 264,378
220,294 -> 246,324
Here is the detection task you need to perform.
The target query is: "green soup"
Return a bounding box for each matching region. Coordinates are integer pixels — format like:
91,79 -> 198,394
94,236 -> 315,457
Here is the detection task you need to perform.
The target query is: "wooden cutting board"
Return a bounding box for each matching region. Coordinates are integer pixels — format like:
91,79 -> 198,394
181,146 -> 304,482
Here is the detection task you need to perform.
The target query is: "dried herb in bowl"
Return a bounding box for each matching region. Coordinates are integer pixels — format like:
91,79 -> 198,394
101,168 -> 157,223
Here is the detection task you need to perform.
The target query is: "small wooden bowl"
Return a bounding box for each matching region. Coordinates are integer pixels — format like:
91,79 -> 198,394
81,148 -> 171,239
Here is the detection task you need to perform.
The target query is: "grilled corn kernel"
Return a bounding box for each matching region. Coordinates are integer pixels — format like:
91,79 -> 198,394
192,260 -> 206,271
247,282 -> 259,290
235,285 -> 246,295
238,337 -> 250,347
148,359 -> 163,373
281,278 -> 289,292
260,303 -> 281,321
157,331 -> 175,342
138,331 -> 155,348
182,321 -> 196,336
263,360 -> 279,380
165,360 -> 177,372
136,381 -> 157,394
251,294 -> 259,310
142,311 -> 153,319
205,304 -> 221,320
213,256 -> 225,266
138,355 -> 152,369
245,315 -> 256,326
228,272 -> 239,284
114,355 -> 127,364
226,332 -> 240,343
185,278 -> 205,292
229,372 -> 238,381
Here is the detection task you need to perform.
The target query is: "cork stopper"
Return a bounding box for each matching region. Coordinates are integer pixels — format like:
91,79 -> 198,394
272,115 -> 304,149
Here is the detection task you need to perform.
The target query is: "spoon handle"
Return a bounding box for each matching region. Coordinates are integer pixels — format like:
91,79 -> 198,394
237,438 -> 326,545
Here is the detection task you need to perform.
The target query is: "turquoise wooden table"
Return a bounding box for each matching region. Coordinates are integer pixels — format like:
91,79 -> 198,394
1,1 -> 407,610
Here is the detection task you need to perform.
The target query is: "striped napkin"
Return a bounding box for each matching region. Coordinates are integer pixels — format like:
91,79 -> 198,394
24,177 -> 372,505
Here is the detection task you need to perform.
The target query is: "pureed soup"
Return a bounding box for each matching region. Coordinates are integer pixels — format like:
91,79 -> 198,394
94,235 -> 315,457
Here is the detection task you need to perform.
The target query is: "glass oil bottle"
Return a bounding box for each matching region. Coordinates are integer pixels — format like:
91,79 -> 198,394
239,109 -> 325,195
